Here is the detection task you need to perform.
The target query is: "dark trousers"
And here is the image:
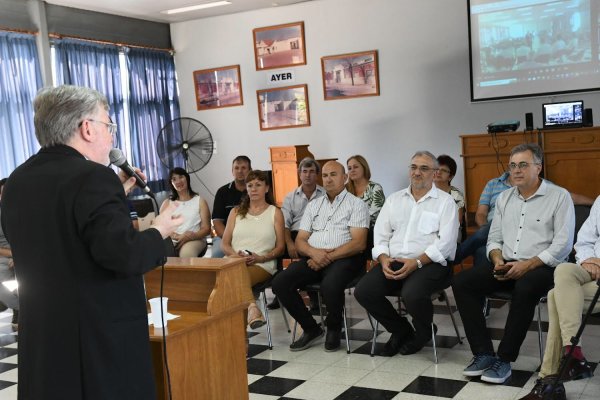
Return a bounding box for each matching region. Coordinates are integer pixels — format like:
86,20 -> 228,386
452,261 -> 554,362
354,263 -> 451,339
272,254 -> 364,332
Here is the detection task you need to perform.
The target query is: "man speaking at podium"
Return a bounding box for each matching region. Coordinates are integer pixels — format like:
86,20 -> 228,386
1,85 -> 183,399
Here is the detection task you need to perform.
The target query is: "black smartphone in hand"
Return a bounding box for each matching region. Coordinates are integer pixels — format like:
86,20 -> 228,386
493,269 -> 507,276
389,261 -> 404,272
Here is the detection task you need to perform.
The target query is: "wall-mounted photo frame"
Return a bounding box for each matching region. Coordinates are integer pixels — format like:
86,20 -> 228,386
193,64 -> 243,110
253,21 -> 306,71
321,50 -> 380,100
256,84 -> 310,131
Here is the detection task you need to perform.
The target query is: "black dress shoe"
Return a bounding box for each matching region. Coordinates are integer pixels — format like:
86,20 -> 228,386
267,296 -> 280,310
381,329 -> 415,357
518,375 -> 566,400
558,355 -> 594,382
399,324 -> 437,356
325,329 -> 341,352
289,327 -> 324,352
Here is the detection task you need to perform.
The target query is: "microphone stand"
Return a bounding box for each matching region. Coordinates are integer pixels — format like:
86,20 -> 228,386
544,279 -> 600,399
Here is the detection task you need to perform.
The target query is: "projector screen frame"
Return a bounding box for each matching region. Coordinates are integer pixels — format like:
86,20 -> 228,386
467,0 -> 600,102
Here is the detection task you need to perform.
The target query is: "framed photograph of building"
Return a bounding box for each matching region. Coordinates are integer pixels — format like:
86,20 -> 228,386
253,21 -> 306,71
193,65 -> 243,110
321,50 -> 380,100
256,84 -> 310,131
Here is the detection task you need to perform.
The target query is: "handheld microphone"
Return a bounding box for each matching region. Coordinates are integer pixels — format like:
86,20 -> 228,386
109,148 -> 153,196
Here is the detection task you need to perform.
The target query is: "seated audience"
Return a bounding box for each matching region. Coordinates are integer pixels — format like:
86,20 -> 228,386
434,154 -> 465,241
453,143 -> 575,384
269,157 -> 325,310
272,161 -> 369,352
160,167 -> 211,257
221,170 -> 285,328
211,155 -> 251,258
519,196 -> 599,400
0,178 -> 18,326
355,151 -> 458,356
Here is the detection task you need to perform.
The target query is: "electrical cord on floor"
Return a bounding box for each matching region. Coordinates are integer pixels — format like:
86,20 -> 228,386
159,261 -> 173,400
150,197 -> 172,400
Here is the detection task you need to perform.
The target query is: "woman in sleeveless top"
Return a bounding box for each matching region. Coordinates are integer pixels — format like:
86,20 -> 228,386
160,168 -> 211,257
221,170 -> 285,329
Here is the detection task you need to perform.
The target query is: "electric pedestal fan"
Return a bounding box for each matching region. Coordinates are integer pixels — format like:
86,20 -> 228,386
156,117 -> 214,174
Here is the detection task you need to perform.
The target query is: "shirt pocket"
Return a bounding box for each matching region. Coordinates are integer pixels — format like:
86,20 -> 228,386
418,211 -> 440,235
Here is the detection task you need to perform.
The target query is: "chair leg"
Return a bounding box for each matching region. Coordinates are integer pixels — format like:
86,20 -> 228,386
431,322 -> 438,364
261,290 -> 273,350
317,291 -> 325,328
443,290 -> 463,344
292,319 -> 298,344
370,319 -> 379,357
536,301 -> 544,364
343,305 -> 350,354
278,299 -> 291,333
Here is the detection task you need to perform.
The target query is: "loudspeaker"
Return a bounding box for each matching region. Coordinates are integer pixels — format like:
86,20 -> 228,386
583,108 -> 593,127
525,112 -> 533,131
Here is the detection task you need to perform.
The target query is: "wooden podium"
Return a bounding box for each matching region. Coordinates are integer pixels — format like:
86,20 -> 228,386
144,258 -> 253,400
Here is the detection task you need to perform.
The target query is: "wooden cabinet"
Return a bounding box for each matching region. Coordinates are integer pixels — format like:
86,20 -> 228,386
461,127 -> 600,217
270,145 -> 336,206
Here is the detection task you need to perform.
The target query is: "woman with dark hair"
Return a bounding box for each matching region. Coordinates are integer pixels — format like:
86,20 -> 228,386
434,155 -> 466,241
160,167 -> 211,257
221,170 -> 285,328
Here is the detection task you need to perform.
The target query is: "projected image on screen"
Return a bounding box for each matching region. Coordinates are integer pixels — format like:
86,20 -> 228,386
469,0 -> 599,101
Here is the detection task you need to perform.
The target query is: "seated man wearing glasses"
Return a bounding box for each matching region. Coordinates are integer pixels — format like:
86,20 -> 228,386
272,161 -> 369,352
355,151 -> 459,356
453,143 -> 575,384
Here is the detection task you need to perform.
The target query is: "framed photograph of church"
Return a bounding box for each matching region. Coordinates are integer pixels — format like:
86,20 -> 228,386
193,65 -> 243,111
256,84 -> 310,131
321,50 -> 380,100
253,21 -> 306,71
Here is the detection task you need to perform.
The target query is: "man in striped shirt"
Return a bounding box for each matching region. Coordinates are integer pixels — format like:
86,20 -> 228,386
272,161 -> 369,352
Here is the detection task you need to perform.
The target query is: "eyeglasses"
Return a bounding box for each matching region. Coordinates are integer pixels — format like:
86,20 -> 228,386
508,161 -> 541,171
409,165 -> 437,173
437,168 -> 452,174
79,119 -> 117,136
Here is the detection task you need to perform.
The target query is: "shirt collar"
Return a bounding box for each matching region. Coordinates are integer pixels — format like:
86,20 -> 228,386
295,185 -> 325,197
515,179 -> 547,200
402,183 -> 439,201
498,171 -> 511,183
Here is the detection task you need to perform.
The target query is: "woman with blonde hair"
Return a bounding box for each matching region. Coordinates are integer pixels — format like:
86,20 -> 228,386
222,170 -> 285,328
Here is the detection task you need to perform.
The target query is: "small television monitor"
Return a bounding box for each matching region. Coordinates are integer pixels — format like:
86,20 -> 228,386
542,100 -> 584,130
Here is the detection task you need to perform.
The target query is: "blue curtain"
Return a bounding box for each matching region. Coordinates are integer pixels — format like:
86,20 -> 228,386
0,32 -> 43,179
54,38 -> 124,148
127,47 -> 181,193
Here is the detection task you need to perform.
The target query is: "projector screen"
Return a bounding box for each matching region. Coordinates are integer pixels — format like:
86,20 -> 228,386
468,0 -> 600,101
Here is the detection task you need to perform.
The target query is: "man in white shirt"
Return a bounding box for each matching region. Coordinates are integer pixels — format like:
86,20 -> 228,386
519,198 -> 598,400
354,151 -> 459,357
272,161 -> 369,352
453,143 -> 575,385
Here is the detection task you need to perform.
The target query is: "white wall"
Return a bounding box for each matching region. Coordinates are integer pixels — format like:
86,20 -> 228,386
170,0 -> 600,207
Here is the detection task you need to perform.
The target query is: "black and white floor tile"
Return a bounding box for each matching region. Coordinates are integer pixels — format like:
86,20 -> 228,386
1,290 -> 600,399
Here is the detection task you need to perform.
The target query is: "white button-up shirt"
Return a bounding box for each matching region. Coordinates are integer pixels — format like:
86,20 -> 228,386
487,179 -> 575,267
372,185 -> 459,266
574,195 -> 600,263
299,189 -> 369,249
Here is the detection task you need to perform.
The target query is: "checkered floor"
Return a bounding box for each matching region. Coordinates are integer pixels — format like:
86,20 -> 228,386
1,291 -> 600,399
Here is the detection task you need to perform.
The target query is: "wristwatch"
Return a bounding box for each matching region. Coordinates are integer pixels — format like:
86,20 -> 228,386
416,258 -> 423,269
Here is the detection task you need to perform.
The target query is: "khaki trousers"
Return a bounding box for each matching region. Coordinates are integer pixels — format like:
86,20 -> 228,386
539,263 -> 600,377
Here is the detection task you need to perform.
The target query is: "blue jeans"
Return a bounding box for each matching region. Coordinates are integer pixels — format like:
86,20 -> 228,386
454,222 -> 491,264
210,237 -> 225,258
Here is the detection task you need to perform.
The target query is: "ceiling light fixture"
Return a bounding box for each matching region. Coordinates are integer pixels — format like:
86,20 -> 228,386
162,1 -> 232,15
